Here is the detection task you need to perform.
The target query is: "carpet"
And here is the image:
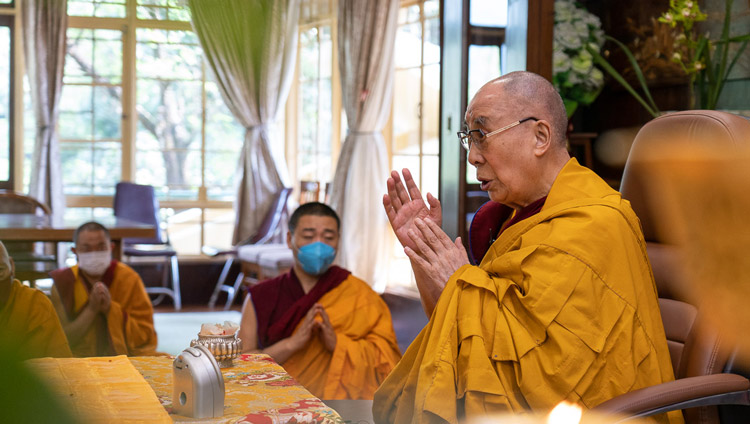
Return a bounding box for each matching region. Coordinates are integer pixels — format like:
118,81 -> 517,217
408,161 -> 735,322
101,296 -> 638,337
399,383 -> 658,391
153,311 -> 242,356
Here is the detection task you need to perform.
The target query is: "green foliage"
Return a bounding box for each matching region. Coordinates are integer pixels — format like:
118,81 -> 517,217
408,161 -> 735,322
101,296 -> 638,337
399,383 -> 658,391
553,0 -> 606,118
595,0 -> 750,113
588,37 -> 661,118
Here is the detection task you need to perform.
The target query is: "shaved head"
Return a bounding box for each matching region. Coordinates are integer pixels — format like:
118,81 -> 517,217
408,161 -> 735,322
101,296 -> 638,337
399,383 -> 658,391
474,71 -> 568,147
464,71 -> 572,209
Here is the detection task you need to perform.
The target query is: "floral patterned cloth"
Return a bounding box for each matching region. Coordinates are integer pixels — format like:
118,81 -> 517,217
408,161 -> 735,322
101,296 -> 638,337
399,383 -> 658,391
130,354 -> 344,424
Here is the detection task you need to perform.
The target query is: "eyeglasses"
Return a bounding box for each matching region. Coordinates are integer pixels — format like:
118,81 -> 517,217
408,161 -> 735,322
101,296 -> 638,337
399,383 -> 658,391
457,117 -> 539,152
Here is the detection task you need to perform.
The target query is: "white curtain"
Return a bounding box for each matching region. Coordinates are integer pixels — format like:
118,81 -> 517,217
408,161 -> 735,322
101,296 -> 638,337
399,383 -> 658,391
21,0 -> 68,226
330,0 -> 399,291
188,0 -> 299,244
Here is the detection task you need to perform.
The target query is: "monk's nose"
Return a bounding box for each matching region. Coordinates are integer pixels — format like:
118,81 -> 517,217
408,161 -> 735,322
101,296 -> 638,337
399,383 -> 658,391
467,144 -> 483,167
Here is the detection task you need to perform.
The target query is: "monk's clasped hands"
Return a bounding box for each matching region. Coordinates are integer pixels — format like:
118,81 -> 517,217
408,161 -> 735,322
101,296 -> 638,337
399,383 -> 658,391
288,303 -> 337,353
383,168 -> 442,252
88,282 -> 111,314
404,217 -> 470,286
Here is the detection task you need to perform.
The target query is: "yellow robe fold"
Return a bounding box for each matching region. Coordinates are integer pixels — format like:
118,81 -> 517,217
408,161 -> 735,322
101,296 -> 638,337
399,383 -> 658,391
53,263 -> 157,357
373,158 -> 682,423
0,280 -> 72,360
282,274 -> 402,400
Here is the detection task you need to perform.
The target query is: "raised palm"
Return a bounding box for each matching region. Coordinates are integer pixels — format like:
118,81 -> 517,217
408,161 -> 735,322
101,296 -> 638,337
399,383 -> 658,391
383,169 -> 442,252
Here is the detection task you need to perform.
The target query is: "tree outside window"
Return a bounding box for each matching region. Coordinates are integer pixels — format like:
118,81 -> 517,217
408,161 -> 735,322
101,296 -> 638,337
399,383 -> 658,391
26,0 -> 244,255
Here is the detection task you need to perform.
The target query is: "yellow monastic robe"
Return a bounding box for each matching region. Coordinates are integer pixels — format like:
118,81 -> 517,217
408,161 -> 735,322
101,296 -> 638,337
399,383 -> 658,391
51,262 -> 157,357
282,274 -> 402,400
0,280 -> 72,360
373,158 -> 682,423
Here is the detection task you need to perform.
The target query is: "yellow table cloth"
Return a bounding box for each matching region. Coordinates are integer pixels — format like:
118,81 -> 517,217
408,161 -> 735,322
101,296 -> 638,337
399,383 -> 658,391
25,355 -> 172,423
130,353 -> 343,423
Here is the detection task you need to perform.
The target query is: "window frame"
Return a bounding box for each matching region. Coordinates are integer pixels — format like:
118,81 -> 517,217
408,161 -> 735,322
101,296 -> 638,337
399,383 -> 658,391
56,2 -> 238,257
0,13 -> 14,190
386,0 -> 442,293
391,0 -> 441,192
285,1 -> 342,203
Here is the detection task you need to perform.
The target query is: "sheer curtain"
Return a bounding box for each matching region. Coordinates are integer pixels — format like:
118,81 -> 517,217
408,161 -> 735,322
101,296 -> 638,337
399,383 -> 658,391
188,0 -> 300,244
21,0 -> 68,225
330,0 -> 398,290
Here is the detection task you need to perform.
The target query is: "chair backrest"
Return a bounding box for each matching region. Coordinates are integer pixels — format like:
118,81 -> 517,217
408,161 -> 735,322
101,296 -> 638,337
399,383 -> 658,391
0,190 -> 51,216
113,182 -> 165,244
299,180 -> 320,204
242,187 -> 292,246
0,190 -> 52,255
621,110 -> 750,423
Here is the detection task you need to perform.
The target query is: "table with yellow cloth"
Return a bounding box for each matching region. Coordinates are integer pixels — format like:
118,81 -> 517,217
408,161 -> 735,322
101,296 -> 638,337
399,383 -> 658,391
26,354 -> 343,423
130,353 -> 343,423
25,355 -> 172,423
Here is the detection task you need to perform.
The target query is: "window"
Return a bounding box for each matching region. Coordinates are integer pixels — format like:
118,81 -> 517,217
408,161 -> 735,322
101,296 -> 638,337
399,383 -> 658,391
388,0 -> 441,290
297,25 -> 333,187
60,28 -> 123,196
464,2 -> 508,184
291,0 -> 338,202
26,0 -> 245,255
470,0 -> 507,27
0,16 -> 12,188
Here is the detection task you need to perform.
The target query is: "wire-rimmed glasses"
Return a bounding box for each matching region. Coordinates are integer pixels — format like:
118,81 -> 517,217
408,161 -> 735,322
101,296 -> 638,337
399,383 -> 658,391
457,117 -> 539,152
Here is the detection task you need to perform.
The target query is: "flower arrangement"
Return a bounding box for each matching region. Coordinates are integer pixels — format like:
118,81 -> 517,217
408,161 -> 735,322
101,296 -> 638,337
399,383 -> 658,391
588,0 -> 750,116
552,0 -> 606,118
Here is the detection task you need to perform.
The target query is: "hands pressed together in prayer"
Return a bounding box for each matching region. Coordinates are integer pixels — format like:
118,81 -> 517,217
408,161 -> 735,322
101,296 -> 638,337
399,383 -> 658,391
88,282 -> 112,315
289,303 -> 337,352
383,169 -> 470,315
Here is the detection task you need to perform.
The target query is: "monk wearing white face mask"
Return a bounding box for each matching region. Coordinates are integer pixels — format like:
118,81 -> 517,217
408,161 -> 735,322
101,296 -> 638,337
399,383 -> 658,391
49,221 -> 158,357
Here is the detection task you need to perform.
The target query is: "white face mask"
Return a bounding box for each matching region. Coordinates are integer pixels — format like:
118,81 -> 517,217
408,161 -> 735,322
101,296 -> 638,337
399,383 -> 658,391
77,250 -> 112,276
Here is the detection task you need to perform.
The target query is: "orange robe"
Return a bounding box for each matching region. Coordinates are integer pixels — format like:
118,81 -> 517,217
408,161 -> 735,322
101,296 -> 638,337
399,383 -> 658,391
373,158 -> 681,423
0,280 -> 72,360
273,274 -> 402,399
50,261 -> 157,357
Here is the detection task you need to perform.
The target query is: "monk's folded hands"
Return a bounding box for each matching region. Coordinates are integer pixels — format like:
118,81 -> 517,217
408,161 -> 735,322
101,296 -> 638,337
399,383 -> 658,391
383,168 -> 442,252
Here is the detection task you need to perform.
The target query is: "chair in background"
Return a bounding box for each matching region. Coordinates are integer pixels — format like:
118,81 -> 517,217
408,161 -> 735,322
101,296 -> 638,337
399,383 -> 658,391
324,182 -> 332,204
113,182 -> 181,310
299,180 -> 320,204
592,111 -> 750,423
0,190 -> 58,287
236,244 -> 294,287
206,187 -> 292,310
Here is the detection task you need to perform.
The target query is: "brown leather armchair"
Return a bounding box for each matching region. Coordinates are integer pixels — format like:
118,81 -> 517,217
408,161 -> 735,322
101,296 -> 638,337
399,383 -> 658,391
592,111 -> 750,422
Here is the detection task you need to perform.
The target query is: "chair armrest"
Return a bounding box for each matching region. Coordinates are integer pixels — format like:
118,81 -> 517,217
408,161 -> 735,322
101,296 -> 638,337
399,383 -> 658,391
201,245 -> 238,257
592,374 -> 750,418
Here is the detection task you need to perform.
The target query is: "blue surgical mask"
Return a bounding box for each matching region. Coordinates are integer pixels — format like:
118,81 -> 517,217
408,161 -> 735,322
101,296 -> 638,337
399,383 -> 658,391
295,241 -> 336,276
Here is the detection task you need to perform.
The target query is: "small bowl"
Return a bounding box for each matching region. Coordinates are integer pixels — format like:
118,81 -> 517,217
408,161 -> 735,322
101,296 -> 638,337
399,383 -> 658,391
190,333 -> 243,368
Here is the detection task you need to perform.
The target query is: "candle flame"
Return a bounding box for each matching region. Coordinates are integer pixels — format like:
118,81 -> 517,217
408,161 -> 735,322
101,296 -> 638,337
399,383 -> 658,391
546,401 -> 582,424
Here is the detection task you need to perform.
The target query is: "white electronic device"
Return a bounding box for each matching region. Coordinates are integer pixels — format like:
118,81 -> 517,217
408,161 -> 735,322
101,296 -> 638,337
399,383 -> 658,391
172,344 -> 225,418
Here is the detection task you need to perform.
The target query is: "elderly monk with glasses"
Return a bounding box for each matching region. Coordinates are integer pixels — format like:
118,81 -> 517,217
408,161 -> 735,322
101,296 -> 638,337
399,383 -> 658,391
374,71 -> 681,423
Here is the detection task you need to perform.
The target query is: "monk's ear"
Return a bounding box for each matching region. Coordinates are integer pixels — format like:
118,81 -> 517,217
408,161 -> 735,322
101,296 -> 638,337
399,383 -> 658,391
532,119 -> 553,156
9,257 -> 14,278
286,231 -> 292,249
109,241 -> 115,252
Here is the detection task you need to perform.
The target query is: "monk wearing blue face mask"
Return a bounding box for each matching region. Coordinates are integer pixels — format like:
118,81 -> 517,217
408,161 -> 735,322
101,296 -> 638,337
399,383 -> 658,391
49,221 -> 157,357
239,202 -> 402,400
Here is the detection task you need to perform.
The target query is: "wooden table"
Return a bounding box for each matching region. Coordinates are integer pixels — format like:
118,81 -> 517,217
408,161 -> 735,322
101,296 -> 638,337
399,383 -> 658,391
0,214 -> 156,260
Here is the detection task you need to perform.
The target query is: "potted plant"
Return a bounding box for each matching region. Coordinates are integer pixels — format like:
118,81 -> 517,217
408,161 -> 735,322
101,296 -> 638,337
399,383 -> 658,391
552,0 -> 606,118
587,0 -> 750,117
